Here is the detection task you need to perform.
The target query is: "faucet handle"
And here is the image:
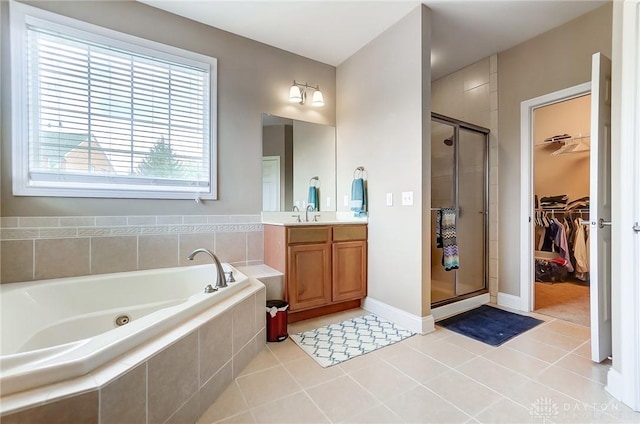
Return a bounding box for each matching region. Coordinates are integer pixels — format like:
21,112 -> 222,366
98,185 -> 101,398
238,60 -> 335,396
225,271 -> 236,283
313,215 -> 319,222
291,214 -> 301,223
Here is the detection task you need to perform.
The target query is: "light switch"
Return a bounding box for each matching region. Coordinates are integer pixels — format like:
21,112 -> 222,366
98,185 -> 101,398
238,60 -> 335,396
326,197 -> 331,208
386,192 -> 393,206
401,191 -> 413,206
343,195 -> 349,207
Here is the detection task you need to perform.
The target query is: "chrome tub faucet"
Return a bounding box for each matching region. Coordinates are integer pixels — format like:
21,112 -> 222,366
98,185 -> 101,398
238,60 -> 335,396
186,248 -> 228,292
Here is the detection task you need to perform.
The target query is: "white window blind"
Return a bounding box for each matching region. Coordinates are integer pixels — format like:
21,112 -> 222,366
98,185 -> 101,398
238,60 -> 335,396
11,4 -> 217,199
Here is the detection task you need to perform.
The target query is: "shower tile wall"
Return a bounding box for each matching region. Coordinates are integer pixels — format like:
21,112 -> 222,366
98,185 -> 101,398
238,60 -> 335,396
0,215 -> 263,284
432,55 -> 499,302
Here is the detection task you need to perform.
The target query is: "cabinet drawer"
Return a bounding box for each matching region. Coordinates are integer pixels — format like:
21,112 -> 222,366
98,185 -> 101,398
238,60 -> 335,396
333,225 -> 367,242
287,226 -> 330,244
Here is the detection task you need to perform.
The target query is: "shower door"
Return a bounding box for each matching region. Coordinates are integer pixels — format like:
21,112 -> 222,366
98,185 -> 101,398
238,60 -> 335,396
430,113 -> 488,306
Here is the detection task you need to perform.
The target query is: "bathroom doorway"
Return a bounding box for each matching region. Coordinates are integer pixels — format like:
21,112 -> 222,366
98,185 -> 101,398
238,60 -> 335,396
430,113 -> 489,307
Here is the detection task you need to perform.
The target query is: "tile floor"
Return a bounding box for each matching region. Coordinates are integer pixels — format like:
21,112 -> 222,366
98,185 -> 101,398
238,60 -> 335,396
197,307 -> 640,423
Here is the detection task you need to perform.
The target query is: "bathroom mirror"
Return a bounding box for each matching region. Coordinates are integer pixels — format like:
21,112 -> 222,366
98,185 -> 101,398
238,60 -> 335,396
262,114 -> 336,212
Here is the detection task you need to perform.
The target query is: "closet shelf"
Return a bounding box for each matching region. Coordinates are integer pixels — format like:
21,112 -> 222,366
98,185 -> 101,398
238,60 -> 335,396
535,134 -> 590,155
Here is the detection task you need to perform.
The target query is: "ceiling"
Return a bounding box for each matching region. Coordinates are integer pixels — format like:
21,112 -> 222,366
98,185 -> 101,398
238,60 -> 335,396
138,0 -> 608,80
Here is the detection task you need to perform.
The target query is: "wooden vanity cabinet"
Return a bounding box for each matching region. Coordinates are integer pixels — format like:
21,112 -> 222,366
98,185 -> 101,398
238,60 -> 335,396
263,224 -> 367,322
287,228 -> 332,311
332,225 -> 367,302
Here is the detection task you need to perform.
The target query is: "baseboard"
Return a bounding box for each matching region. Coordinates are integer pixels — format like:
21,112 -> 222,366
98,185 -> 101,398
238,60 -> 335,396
362,297 -> 435,335
497,292 -> 523,311
606,368 -> 624,401
432,293 -> 490,321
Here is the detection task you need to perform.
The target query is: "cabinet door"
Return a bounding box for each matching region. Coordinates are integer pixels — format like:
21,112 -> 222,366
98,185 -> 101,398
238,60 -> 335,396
287,243 -> 331,311
332,241 -> 367,302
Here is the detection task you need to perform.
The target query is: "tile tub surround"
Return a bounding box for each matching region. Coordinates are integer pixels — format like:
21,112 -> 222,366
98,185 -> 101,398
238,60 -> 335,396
0,215 -> 263,284
0,279 -> 267,424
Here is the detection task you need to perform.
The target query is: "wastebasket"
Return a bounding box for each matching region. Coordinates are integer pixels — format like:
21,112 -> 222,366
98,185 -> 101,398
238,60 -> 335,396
265,300 -> 288,342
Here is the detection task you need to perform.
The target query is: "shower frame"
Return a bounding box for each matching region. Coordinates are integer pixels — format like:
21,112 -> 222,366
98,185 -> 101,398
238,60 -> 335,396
431,112 -> 490,308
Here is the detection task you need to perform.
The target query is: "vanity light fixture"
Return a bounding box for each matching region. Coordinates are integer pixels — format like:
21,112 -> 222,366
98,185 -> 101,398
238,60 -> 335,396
288,80 -> 324,107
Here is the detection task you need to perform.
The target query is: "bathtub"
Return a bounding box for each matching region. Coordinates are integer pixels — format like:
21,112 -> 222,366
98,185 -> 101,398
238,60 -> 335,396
0,263 -> 250,396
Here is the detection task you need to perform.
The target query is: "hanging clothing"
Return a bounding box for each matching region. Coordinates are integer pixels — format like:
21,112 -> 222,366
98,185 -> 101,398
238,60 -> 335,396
573,218 -> 589,280
552,218 -> 574,273
541,221 -> 559,252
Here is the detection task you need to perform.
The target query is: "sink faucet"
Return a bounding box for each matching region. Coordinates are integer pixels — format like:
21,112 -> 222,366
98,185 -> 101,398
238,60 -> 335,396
305,204 -> 314,222
293,205 -> 300,212
186,248 -> 228,291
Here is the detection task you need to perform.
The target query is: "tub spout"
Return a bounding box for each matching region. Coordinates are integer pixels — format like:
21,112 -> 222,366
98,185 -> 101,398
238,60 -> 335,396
187,248 -> 228,290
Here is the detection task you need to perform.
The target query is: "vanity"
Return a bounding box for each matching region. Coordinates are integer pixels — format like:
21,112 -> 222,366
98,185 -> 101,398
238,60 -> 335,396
263,222 -> 367,322
261,114 -> 367,322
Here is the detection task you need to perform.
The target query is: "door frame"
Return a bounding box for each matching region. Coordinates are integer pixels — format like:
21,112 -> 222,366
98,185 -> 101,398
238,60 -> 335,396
262,155 -> 281,211
607,0 -> 640,410
519,82 -> 591,312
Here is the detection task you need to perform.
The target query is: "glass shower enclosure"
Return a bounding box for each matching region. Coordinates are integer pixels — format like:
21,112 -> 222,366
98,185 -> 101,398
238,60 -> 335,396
430,113 -> 489,307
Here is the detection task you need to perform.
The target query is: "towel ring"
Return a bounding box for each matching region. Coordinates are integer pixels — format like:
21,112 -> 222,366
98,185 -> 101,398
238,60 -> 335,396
353,166 -> 367,180
309,176 -> 319,187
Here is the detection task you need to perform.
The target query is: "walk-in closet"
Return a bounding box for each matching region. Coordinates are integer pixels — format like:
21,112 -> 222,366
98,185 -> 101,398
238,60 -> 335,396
533,95 -> 591,326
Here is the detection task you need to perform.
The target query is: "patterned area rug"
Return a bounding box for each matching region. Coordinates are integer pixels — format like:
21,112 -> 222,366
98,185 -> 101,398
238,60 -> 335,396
290,315 -> 415,367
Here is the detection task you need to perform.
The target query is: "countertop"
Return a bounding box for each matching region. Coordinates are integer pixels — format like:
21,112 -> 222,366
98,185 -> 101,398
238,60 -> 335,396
261,211 -> 367,227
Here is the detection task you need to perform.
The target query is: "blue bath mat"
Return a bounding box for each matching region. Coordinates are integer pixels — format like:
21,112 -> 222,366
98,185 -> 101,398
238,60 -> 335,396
437,305 -> 543,346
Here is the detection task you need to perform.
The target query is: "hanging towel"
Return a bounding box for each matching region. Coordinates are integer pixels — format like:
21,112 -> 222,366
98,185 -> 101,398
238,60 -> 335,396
307,186 -> 319,211
350,178 -> 367,217
439,208 -> 459,271
435,210 -> 443,248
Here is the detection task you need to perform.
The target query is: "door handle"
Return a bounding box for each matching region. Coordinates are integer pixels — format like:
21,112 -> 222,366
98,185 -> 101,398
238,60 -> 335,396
599,218 -> 612,228
633,222 -> 640,233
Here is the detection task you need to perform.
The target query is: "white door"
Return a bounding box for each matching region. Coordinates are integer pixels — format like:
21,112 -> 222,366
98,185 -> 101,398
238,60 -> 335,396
589,52 -> 612,363
262,156 -> 280,211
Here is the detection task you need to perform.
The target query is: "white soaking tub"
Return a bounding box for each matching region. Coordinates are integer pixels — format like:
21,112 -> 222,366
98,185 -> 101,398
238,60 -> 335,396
0,263 -> 249,396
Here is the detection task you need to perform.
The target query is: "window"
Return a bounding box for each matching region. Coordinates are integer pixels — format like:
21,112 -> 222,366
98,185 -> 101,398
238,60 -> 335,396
10,3 -> 217,199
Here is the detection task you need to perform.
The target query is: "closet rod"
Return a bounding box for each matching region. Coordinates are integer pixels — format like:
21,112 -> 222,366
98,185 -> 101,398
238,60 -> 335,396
536,208 -> 589,212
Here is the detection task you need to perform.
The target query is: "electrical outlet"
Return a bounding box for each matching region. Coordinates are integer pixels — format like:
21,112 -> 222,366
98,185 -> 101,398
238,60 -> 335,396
386,192 -> 393,206
401,191 -> 413,206
326,197 -> 331,208
343,195 -> 349,207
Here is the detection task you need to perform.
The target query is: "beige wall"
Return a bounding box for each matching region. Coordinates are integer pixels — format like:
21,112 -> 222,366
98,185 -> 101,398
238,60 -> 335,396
534,95 -> 591,202
336,5 -> 431,317
498,4 -> 612,297
292,120 -> 336,211
1,0 -> 336,217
